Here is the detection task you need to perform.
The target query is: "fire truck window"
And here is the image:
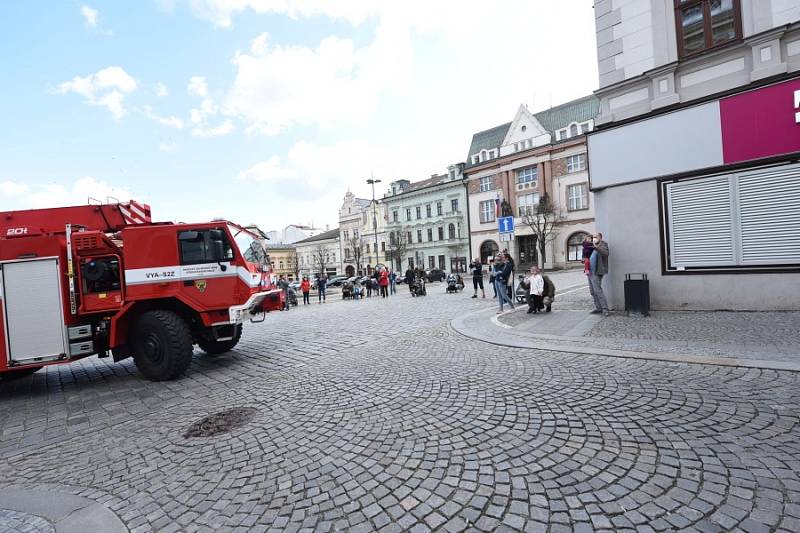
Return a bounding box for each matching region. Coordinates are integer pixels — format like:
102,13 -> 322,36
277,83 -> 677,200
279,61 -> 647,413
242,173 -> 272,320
179,230 -> 233,264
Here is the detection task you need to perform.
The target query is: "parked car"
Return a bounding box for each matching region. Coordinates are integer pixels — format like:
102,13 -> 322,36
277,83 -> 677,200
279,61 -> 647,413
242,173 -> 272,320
425,269 -> 446,282
289,280 -> 301,291
395,274 -> 406,284
328,275 -> 348,287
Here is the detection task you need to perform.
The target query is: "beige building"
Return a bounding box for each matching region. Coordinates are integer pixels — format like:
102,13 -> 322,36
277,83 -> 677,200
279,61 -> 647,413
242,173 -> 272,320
265,244 -> 297,281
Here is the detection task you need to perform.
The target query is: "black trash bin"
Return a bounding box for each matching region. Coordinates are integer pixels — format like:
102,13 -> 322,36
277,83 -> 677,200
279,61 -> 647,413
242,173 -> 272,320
624,273 -> 650,316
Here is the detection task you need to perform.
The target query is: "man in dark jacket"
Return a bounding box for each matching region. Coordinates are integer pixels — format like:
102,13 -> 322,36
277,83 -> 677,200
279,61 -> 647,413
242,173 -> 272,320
542,273 -> 556,312
588,232 -> 610,316
469,258 -> 485,299
405,267 -> 415,292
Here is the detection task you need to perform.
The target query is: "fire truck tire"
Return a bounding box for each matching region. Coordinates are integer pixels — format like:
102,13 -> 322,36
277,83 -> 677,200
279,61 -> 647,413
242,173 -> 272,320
131,310 -> 193,381
0,366 -> 42,380
197,324 -> 242,355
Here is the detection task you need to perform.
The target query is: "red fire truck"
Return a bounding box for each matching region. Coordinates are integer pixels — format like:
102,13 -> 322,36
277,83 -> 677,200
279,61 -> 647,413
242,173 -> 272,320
0,200 -> 283,381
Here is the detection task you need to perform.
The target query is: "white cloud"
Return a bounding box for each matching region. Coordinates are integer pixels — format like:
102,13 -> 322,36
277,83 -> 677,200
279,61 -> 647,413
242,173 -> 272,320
0,181 -> 28,196
239,156 -> 296,183
57,66 -> 138,120
143,105 -> 184,128
81,5 -> 99,27
0,177 -> 138,211
187,0 -> 376,28
250,32 -> 268,55
158,142 -> 177,152
155,82 -> 169,97
189,98 -> 234,137
187,76 -> 208,97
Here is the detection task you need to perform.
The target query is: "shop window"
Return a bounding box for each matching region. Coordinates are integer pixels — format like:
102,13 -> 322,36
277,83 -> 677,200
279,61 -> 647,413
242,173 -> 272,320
675,0 -> 741,58
567,232 -> 589,262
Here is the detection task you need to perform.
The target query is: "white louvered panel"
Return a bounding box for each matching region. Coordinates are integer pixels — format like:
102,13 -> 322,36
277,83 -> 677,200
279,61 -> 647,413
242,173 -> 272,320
667,175 -> 735,267
737,165 -> 800,265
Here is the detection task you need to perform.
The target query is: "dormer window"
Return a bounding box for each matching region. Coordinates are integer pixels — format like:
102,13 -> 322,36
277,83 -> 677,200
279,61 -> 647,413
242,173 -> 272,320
521,125 -> 527,132
570,123 -> 579,137
472,154 -> 480,164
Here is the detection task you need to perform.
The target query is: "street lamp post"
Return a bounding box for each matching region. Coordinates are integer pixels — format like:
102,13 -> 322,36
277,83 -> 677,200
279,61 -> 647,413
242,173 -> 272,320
366,177 -> 382,273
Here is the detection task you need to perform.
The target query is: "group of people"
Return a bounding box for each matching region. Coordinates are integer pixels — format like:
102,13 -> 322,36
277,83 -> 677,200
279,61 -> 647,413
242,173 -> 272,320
347,267 -> 396,300
469,251 -> 523,313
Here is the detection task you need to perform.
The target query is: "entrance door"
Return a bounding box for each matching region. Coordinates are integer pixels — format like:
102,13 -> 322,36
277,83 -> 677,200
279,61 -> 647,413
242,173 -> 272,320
2,259 -> 67,363
517,235 -> 538,268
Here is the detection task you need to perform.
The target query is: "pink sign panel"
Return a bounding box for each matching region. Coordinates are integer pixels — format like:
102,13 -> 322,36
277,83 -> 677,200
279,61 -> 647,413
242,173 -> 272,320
719,77 -> 800,164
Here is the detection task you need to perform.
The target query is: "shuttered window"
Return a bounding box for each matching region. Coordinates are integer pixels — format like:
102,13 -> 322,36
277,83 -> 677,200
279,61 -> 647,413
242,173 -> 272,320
666,175 -> 735,267
738,166 -> 800,265
664,163 -> 800,270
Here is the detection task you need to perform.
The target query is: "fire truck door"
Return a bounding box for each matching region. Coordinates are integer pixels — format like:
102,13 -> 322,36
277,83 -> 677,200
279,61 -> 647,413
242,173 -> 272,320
1,258 -> 68,364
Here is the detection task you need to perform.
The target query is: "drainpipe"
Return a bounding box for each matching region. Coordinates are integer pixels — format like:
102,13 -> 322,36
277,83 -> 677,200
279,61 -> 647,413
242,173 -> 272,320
463,175 -> 473,263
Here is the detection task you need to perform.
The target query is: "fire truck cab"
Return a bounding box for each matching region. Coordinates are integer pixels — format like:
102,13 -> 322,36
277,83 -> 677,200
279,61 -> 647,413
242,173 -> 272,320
0,201 -> 283,381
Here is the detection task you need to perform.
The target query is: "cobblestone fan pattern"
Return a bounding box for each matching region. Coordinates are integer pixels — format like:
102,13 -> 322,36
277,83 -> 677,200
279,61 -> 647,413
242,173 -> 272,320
0,510 -> 54,533
2,281 -> 800,532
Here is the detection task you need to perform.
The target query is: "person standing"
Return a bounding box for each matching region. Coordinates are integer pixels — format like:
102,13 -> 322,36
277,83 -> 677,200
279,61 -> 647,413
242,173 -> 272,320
494,254 -> 515,314
542,271 -> 556,312
503,249 -> 515,301
525,267 -> 544,314
405,266 -> 415,293
379,268 -> 389,298
469,258 -> 485,299
588,233 -> 610,316
278,275 -> 290,311
389,269 -> 397,295
300,277 -> 311,305
317,274 -> 327,303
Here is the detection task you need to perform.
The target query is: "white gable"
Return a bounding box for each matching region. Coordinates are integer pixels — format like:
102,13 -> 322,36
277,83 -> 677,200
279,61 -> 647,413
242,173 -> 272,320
500,104 -> 551,156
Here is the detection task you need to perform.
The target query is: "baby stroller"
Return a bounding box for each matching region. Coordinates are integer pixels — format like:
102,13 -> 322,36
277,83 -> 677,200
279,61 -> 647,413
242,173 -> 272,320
341,280 -> 353,299
515,275 -> 527,304
410,278 -> 427,297
286,286 -> 298,307
445,273 -> 464,293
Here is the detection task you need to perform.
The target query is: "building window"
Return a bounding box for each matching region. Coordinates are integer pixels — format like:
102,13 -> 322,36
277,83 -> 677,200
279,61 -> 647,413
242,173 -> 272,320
517,193 -> 540,217
437,202 -> 443,216
472,155 -> 480,164
566,154 -> 587,173
406,208 -> 411,221
516,167 -> 538,185
557,128 -> 569,140
381,242 -> 386,252
416,206 -> 421,219
663,165 -> 800,271
479,176 -> 492,192
427,228 -> 433,241
279,261 -> 283,270
451,198 -> 459,212
393,211 -> 398,222
390,233 -> 396,245
417,229 -> 423,242
567,183 -> 589,211
407,231 -> 413,243
428,256 -> 435,269
426,204 -> 432,218
675,0 -> 741,58
570,123 -> 579,137
438,226 -> 444,240
343,230 -> 349,240
448,223 -> 456,239
479,200 -> 496,223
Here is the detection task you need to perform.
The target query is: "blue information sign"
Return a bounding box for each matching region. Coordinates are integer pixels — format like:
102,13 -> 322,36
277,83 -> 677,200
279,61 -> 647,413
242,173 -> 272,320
497,216 -> 514,234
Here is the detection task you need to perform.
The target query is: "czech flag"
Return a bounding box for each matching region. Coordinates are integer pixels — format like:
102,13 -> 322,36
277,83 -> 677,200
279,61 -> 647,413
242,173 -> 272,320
495,193 -> 501,217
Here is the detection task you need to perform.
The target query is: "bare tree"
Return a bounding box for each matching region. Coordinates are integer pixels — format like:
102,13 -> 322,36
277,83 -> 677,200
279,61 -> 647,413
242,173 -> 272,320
292,249 -> 300,279
312,244 -> 329,276
386,230 -> 408,271
347,235 -> 364,275
521,193 -> 563,268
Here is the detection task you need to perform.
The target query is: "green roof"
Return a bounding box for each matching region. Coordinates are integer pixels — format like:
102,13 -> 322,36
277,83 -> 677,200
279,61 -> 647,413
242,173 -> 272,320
465,94 -> 600,166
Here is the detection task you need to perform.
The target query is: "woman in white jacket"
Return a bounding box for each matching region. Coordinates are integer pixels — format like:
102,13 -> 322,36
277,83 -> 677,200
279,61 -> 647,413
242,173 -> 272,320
525,266 -> 545,314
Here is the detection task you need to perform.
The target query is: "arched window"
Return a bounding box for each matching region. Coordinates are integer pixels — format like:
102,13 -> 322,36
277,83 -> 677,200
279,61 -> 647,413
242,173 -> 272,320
567,232 -> 590,262
448,223 -> 456,239
479,240 -> 499,264
569,123 -> 579,137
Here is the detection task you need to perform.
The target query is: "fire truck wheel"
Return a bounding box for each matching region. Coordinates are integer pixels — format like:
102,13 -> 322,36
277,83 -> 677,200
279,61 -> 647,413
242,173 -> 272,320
197,324 -> 243,355
131,310 -> 193,381
0,366 -> 42,380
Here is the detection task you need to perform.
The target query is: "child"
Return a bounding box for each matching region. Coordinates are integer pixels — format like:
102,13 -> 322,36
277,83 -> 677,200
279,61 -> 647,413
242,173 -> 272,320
525,267 -> 544,314
582,234 -> 594,274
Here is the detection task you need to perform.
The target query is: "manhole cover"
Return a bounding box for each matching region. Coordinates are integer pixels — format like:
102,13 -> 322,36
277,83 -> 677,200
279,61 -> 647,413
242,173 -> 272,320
183,407 -> 258,438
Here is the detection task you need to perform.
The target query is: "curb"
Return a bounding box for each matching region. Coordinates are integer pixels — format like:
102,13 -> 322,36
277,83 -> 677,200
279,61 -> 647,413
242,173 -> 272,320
0,488 -> 128,533
451,307 -> 800,373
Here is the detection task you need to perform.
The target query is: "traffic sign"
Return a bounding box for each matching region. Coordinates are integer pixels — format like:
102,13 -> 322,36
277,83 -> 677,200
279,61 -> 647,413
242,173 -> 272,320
499,232 -> 514,242
498,216 -> 514,234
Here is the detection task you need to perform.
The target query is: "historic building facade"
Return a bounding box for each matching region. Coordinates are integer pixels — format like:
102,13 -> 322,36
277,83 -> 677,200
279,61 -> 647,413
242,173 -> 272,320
338,191 -> 372,277
587,0 -> 800,310
295,228 -> 340,279
383,164 -> 469,273
463,98 -> 599,271
264,243 -> 297,281
358,199 -> 390,275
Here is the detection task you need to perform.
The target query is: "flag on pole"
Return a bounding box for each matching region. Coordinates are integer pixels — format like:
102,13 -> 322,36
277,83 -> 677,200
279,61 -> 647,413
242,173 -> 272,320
495,193 -> 501,217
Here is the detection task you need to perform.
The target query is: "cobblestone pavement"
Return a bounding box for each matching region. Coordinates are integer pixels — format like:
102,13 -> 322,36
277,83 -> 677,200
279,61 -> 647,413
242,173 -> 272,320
2,278 -> 800,532
0,510 -> 53,533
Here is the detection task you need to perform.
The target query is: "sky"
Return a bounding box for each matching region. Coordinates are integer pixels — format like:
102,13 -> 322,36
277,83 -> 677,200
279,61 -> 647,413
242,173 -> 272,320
0,0 -> 599,232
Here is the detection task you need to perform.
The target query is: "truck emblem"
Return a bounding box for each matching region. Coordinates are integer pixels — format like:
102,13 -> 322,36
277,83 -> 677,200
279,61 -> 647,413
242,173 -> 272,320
195,280 -> 207,293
